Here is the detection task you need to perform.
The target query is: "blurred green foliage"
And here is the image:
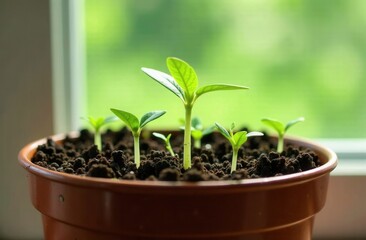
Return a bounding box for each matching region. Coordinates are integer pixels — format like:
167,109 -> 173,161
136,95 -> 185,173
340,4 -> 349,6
84,0 -> 366,138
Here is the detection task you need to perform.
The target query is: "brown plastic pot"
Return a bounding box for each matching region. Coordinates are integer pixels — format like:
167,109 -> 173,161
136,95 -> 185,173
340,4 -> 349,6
19,134 -> 337,240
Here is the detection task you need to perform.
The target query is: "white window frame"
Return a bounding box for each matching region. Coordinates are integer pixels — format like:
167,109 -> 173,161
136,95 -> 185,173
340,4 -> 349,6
51,1 -> 366,239
317,139 -> 366,176
50,0 -> 86,133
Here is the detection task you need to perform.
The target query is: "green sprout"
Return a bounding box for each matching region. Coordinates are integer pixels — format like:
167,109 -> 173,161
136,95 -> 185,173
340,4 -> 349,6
191,117 -> 215,149
83,116 -> 117,151
261,117 -> 305,153
142,57 -> 248,170
215,122 -> 263,173
152,132 -> 175,156
110,109 -> 166,168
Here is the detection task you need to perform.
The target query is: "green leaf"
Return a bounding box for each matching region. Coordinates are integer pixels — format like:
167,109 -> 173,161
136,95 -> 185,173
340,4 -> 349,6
141,67 -> 185,102
152,132 -> 167,141
195,84 -> 249,99
104,116 -> 118,124
85,117 -> 104,131
285,117 -> 305,132
191,117 -> 202,130
191,129 -> 203,140
247,131 -> 264,138
215,122 -> 231,139
261,118 -> 285,135
140,110 -> 166,128
166,133 -> 171,142
83,116 -> 117,132
230,123 -> 236,132
167,57 -> 198,101
110,108 -> 140,133
233,131 -> 248,148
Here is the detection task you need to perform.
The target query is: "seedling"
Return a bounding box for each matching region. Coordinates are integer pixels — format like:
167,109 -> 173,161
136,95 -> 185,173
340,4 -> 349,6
152,132 -> 175,156
110,109 -> 166,168
142,57 -> 248,170
261,117 -> 305,153
179,117 -> 215,148
83,116 -> 117,151
191,117 -> 215,148
215,122 -> 263,173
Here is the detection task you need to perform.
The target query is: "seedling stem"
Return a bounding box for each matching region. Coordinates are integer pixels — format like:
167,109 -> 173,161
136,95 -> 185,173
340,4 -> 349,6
183,106 -> 192,169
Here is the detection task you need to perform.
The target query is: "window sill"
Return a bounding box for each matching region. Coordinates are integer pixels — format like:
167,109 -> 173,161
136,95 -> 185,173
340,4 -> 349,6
316,139 -> 366,176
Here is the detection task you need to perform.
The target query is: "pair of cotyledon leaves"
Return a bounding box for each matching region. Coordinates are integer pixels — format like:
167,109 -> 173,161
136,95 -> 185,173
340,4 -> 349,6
85,116 -> 117,132
110,109 -> 166,136
261,117 -> 305,136
215,122 -> 263,150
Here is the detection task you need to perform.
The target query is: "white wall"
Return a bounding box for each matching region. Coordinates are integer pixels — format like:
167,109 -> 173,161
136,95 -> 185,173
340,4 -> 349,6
0,0 -> 53,239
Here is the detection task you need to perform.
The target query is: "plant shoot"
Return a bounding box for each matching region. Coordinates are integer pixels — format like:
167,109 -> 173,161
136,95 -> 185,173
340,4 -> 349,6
152,132 -> 175,156
111,109 -> 166,168
83,116 -> 117,151
142,57 -> 249,170
215,122 -> 263,173
191,117 -> 215,148
261,117 -> 305,153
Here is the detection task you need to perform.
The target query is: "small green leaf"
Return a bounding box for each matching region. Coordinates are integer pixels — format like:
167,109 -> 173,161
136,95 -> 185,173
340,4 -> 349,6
233,131 -> 248,148
195,84 -> 249,99
85,116 -> 108,131
111,108 -> 140,133
285,117 -> 305,132
230,123 -> 236,132
191,129 -> 203,140
82,116 -> 115,132
152,132 -> 167,141
178,118 -> 185,125
261,118 -> 285,135
104,116 -> 118,124
247,131 -> 264,138
167,57 -> 198,101
141,67 -> 185,102
166,133 -> 172,142
215,122 -> 231,139
191,117 -> 202,130
140,111 -> 166,128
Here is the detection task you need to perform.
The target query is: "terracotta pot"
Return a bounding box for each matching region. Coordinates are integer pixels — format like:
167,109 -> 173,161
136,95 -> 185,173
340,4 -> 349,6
18,134 -> 337,240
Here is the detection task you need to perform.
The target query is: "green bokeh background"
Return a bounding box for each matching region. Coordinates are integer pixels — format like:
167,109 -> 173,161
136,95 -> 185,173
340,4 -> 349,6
84,0 -> 366,138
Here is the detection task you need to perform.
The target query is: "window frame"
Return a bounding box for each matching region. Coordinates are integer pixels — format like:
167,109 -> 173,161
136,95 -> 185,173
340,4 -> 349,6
316,139 -> 366,176
50,0 -> 86,133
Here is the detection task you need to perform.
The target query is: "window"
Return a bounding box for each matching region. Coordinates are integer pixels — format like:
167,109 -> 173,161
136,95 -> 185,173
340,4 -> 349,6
83,0 -> 366,139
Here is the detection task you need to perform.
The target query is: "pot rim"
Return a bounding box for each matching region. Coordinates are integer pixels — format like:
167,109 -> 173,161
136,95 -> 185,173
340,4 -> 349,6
18,132 -> 337,191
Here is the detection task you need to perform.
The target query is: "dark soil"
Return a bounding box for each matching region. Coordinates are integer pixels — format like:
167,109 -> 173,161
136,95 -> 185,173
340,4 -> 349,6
31,128 -> 321,181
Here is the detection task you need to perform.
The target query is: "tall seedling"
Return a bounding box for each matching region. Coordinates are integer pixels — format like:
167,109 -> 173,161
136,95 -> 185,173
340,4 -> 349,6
142,57 -> 249,170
